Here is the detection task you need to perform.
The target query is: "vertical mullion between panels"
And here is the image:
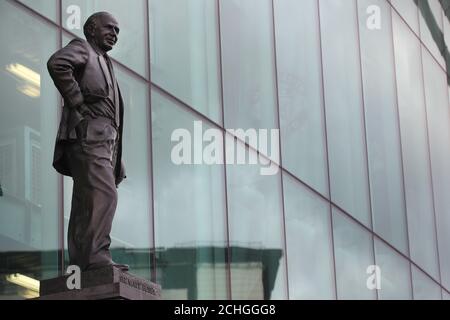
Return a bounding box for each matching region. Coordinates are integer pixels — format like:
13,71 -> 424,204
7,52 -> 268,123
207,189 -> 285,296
146,0 -> 157,283
271,0 -> 290,300
354,0 -> 378,300
389,4 -> 415,299
216,0 -> 232,300
317,0 -> 338,300
417,4 -> 444,298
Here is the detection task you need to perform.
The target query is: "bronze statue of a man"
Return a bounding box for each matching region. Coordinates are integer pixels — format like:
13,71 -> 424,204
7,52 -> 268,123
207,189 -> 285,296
47,12 -> 128,271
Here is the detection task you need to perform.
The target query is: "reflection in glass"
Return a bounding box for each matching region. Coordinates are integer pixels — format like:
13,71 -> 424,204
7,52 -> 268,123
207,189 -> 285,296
333,208 -> 376,300
358,0 -> 408,255
61,0 -> 147,78
283,173 -> 335,299
412,265 -> 442,300
226,141 -> 286,299
150,0 -> 221,123
392,13 -> 440,280
319,0 -> 371,227
374,239 -> 412,299
152,89 -> 228,300
422,48 -> 450,290
0,1 -> 59,299
220,0 -> 278,133
445,8 -> 450,72
274,0 -> 328,197
417,0 -> 446,68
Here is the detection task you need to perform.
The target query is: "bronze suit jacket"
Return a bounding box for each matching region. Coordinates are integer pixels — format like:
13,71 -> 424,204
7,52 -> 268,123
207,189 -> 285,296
47,38 -> 125,182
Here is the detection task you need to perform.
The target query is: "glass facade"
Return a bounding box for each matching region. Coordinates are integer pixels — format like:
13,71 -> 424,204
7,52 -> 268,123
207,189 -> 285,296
1,0 -> 449,300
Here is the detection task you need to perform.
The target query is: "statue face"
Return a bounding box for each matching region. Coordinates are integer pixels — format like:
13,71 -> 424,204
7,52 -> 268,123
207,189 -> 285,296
91,14 -> 120,52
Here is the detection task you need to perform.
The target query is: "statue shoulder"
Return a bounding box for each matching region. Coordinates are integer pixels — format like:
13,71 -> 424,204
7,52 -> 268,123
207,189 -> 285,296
62,38 -> 95,59
47,37 -> 90,70
67,37 -> 88,49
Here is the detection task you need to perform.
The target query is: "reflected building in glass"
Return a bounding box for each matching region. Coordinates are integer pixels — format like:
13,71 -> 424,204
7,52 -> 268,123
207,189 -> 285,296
1,0 -> 450,300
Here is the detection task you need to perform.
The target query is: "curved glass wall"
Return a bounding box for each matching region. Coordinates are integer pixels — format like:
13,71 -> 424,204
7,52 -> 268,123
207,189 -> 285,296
1,0 -> 449,300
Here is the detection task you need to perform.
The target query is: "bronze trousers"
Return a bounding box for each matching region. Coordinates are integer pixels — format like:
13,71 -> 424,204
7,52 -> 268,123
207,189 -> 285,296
66,117 -> 118,271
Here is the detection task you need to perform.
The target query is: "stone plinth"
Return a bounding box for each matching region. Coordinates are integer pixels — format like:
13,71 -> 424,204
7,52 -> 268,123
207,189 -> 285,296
39,266 -> 161,300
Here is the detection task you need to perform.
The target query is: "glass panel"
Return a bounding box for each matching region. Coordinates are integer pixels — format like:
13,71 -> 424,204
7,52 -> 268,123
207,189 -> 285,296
389,0 -> 419,33
443,290 -> 450,300
333,208 -> 376,300
392,12 -> 440,279
149,0 -> 221,123
374,239 -> 412,300
111,66 -> 152,279
319,0 -> 371,227
274,0 -> 328,197
152,89 -> 228,300
61,0 -> 147,78
18,0 -> 58,22
357,0 -> 408,254
418,0 -> 446,68
63,64 -> 153,279
220,0 -> 278,135
422,48 -> 450,290
412,265 -> 442,300
0,1 -> 59,299
283,173 -> 335,299
226,141 -> 286,299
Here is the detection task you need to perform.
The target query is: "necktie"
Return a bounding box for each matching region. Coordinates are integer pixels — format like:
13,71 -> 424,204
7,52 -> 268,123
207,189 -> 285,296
104,54 -> 120,127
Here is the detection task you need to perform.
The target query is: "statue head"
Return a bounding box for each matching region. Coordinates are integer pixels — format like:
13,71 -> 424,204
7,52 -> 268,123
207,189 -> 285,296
83,12 -> 119,52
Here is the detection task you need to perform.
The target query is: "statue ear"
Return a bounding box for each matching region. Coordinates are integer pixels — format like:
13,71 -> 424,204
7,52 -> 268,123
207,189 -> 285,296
86,24 -> 96,39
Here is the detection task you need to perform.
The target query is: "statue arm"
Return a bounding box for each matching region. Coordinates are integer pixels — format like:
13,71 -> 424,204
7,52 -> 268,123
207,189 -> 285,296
47,38 -> 88,109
